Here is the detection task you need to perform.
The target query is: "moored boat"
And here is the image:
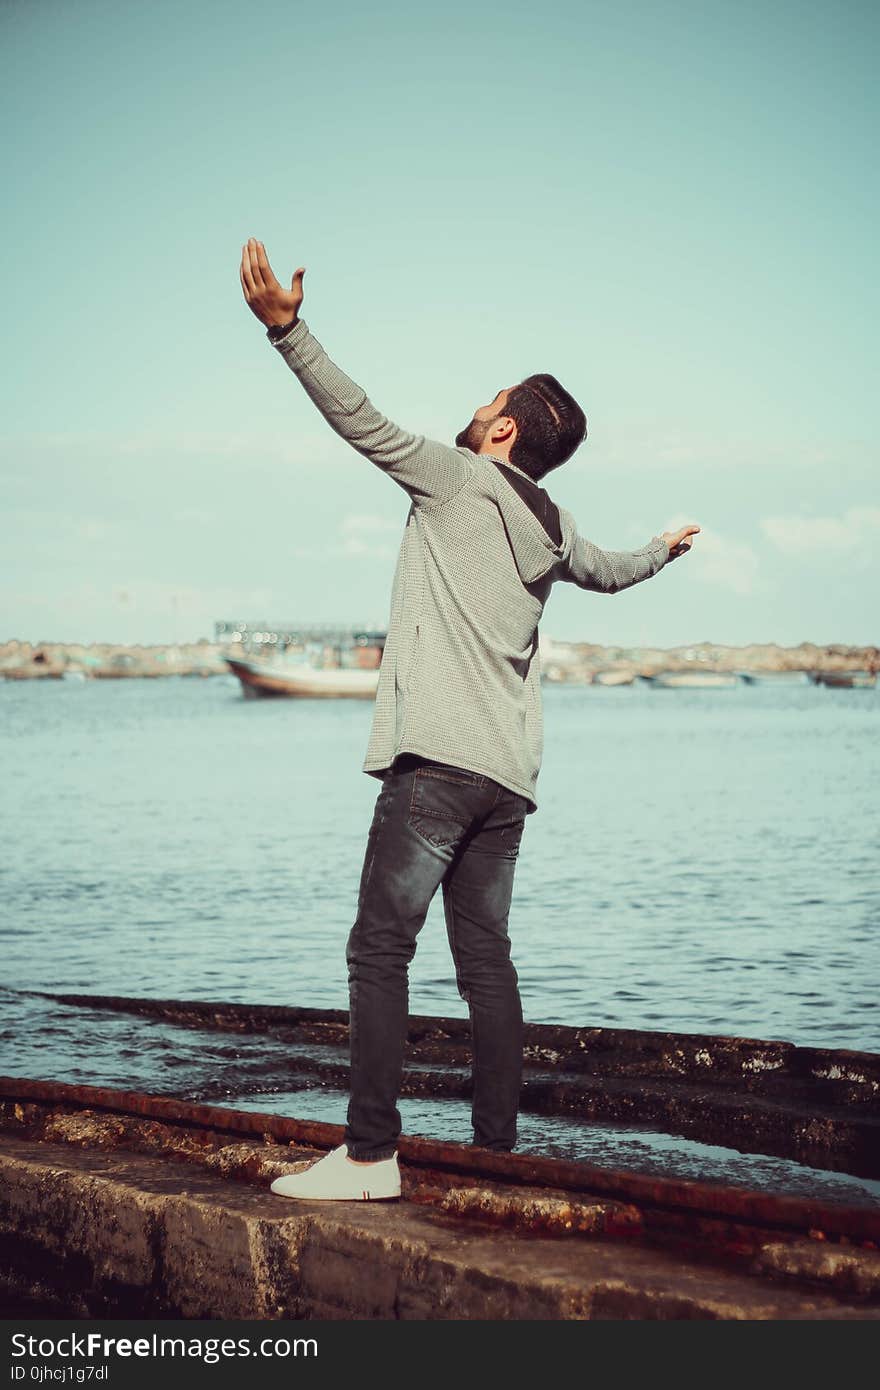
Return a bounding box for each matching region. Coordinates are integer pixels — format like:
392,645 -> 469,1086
643,671 -> 740,688
593,670 -> 636,685
737,671 -> 810,685
226,655 -> 380,699
809,670 -> 877,688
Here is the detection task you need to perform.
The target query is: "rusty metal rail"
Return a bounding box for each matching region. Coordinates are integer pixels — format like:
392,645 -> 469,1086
2,1075 -> 879,1250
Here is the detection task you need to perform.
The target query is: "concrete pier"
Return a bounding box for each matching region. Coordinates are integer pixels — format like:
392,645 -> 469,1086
1,1086 -> 879,1320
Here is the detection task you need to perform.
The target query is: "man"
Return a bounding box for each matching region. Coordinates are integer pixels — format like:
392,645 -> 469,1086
239,238 -> 699,1201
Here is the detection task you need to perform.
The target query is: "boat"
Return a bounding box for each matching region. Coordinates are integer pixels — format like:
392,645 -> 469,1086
642,671 -> 740,688
737,671 -> 810,685
226,654 -> 380,699
809,670 -> 877,688
593,670 -> 636,686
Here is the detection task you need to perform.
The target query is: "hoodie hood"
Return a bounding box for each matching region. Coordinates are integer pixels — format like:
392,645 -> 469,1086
487,457 -> 572,585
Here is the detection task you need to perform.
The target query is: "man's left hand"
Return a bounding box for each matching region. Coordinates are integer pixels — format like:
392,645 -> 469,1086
240,238 -> 305,328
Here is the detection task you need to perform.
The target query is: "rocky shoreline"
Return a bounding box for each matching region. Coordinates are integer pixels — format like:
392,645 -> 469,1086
0,639 -> 226,680
538,637 -> 879,684
0,636 -> 877,683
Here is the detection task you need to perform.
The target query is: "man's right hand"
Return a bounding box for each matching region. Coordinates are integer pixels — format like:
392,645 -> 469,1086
661,524 -> 701,560
240,238 -> 305,329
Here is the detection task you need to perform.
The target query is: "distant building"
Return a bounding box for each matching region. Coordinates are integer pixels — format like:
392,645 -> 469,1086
215,620 -> 386,649
214,621 -> 386,669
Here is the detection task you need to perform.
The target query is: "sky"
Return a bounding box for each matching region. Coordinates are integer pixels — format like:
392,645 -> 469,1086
1,0 -> 877,648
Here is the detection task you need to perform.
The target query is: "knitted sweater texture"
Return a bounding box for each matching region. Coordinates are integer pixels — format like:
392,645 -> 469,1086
269,319 -> 670,811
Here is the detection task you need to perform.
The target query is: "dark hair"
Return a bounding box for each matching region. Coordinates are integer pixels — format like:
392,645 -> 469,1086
505,374 -> 587,481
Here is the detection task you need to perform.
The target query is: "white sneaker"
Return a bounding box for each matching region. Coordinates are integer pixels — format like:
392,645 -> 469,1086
269,1144 -> 401,1201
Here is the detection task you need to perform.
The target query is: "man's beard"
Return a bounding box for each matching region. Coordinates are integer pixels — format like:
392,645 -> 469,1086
455,417 -> 494,451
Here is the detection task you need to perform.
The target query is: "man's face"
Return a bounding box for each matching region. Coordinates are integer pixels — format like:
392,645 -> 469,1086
455,387 -> 512,452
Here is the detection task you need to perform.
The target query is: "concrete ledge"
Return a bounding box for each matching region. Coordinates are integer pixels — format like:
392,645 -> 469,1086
2,1136 -> 878,1320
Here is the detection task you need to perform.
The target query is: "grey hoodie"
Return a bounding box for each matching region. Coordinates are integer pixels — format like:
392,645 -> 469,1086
269,319 -> 670,811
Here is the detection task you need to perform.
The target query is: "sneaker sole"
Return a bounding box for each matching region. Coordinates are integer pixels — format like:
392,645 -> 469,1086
270,1190 -> 402,1202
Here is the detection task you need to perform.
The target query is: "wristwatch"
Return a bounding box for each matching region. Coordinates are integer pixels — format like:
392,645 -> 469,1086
267,317 -> 299,341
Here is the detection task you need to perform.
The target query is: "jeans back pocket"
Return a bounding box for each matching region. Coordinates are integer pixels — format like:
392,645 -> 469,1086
407,764 -> 486,849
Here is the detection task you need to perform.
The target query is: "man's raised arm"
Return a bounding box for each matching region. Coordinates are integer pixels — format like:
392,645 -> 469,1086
555,507 -> 700,593
240,239 -> 473,507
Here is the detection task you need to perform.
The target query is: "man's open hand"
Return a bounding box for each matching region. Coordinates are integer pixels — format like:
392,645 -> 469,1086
240,238 -> 305,329
661,524 -> 701,561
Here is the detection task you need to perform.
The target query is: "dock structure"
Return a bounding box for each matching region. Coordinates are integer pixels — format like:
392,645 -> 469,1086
1,997 -> 878,1320
214,620 -> 386,651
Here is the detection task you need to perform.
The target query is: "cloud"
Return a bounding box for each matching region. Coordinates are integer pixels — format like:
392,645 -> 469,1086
335,512 -> 403,560
760,505 -> 880,558
2,579 -> 277,619
0,428 -> 342,477
76,518 -> 115,541
653,519 -> 761,596
339,513 -> 401,535
169,507 -> 218,527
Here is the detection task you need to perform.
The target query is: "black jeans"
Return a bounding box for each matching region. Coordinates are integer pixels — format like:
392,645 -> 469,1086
343,754 -> 530,1160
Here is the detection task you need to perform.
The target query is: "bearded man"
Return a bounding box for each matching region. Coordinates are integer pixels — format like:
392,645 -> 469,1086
239,238 -> 699,1200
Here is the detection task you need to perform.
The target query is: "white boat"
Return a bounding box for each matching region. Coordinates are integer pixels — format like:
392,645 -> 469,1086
226,655 -> 379,699
645,671 -> 740,688
593,670 -> 636,686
